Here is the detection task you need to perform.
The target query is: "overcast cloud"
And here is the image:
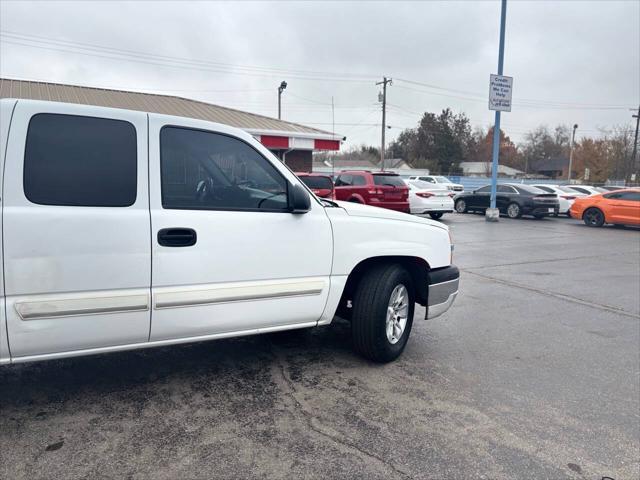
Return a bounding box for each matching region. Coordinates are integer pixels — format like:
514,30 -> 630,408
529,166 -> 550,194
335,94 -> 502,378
1,0 -> 638,148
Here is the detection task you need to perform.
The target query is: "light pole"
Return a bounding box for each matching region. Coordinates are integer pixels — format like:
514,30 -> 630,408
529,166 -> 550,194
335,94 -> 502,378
277,81 -> 287,119
487,0 -> 508,223
567,123 -> 578,182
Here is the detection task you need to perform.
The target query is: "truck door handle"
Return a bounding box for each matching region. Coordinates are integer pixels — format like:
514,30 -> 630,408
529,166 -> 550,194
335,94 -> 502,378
157,228 -> 197,247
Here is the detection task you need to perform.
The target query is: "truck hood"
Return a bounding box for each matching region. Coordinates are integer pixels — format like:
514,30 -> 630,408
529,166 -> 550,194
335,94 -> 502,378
334,200 -> 449,231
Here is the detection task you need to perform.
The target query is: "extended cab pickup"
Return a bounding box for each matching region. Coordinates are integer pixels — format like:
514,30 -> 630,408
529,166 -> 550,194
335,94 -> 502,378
0,99 -> 459,365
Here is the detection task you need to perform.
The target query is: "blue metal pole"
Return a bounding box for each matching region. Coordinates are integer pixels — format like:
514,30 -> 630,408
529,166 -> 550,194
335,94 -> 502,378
490,0 -> 507,210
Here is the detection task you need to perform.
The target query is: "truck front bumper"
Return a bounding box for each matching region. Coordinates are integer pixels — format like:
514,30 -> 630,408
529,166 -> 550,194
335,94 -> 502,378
427,265 -> 459,319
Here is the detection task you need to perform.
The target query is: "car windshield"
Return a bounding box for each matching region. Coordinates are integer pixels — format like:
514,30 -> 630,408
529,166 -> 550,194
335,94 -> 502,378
373,174 -> 406,187
299,175 -> 332,190
433,176 -> 451,183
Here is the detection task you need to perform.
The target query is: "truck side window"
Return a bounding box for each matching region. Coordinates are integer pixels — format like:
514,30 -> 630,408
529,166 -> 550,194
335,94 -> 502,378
24,114 -> 137,207
160,126 -> 289,211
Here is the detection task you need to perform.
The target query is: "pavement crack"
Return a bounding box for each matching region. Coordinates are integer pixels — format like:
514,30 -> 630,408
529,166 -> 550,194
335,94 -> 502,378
462,269 -> 640,319
269,342 -> 411,479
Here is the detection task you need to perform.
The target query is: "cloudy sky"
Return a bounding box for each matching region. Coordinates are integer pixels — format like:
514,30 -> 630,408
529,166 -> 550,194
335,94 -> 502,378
1,0 -> 638,148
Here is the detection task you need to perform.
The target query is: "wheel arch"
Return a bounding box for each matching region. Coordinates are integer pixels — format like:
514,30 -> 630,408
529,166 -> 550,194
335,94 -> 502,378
348,194 -> 365,204
339,256 -> 430,311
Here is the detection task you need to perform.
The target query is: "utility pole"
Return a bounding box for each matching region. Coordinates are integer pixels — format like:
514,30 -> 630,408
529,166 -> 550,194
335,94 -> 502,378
277,81 -> 287,119
377,77 -> 392,170
567,123 -> 578,181
631,105 -> 639,183
331,96 -> 335,178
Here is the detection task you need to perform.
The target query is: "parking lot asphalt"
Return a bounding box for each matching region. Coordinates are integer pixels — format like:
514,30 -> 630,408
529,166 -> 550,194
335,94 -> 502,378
1,214 -> 638,480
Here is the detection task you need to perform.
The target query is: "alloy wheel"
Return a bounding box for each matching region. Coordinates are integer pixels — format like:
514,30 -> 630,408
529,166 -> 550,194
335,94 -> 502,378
386,284 -> 409,344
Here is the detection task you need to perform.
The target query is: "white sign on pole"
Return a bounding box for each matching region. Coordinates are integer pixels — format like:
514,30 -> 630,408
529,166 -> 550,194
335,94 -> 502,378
489,74 -> 513,112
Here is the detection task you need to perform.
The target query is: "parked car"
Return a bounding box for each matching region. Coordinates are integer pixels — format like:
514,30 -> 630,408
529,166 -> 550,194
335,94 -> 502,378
334,170 -> 410,213
406,180 -> 454,219
295,172 -> 335,199
599,185 -> 631,192
531,184 -> 577,216
454,183 -> 559,219
409,175 -> 464,192
561,185 -> 607,196
570,189 -> 640,227
0,99 -> 459,365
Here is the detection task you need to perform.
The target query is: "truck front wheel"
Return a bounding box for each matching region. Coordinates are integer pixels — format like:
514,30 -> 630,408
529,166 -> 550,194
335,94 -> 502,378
351,264 -> 415,363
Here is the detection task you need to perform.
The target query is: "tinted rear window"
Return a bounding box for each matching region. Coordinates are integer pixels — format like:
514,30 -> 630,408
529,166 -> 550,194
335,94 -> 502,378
373,175 -> 405,187
299,176 -> 333,190
535,185 -> 555,193
24,113 -> 137,207
515,185 -> 545,194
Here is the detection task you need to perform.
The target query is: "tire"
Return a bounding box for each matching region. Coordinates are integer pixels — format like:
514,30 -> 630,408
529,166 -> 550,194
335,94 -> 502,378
506,202 -> 522,219
349,198 -> 362,204
455,199 -> 467,213
583,207 -> 605,227
429,212 -> 444,220
351,264 -> 415,363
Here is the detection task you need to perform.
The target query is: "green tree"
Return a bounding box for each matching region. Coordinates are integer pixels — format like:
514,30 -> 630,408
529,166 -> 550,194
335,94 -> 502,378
388,108 -> 472,173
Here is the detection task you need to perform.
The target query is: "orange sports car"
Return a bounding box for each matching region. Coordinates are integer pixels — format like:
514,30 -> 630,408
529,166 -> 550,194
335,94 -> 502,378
570,188 -> 640,227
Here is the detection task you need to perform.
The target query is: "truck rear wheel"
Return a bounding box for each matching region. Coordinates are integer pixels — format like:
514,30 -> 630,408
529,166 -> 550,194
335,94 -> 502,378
351,264 -> 415,363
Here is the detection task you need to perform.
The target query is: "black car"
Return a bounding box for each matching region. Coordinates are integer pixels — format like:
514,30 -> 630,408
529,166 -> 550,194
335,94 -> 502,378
454,184 -> 559,219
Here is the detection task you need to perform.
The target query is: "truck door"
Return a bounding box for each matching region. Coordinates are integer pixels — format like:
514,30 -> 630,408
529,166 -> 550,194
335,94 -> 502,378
2,101 -> 151,359
147,116 -> 333,341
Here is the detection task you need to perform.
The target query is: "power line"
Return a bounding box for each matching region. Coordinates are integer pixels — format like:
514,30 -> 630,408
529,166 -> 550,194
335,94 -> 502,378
0,31 -> 377,83
2,30 -> 634,109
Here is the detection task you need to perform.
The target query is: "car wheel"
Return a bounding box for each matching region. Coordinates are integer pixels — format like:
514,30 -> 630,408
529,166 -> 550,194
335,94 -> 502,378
506,202 -> 522,219
349,198 -> 362,204
429,212 -> 444,220
583,207 -> 605,227
455,199 -> 467,213
351,264 -> 415,363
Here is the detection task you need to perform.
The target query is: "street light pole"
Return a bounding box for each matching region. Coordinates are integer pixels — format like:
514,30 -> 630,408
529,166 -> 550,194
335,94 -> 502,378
277,81 -> 287,120
487,0 -> 507,222
567,123 -> 578,182
631,105 -> 639,183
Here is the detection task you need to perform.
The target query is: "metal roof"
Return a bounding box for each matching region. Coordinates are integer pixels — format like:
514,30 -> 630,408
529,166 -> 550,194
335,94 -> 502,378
0,77 -> 340,140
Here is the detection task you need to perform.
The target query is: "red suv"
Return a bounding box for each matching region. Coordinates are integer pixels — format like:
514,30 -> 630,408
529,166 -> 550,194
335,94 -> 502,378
334,171 -> 410,213
295,172 -> 335,199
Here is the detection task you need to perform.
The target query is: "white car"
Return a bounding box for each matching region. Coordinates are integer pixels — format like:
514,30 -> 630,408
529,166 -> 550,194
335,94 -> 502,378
0,98 -> 459,365
409,175 -> 464,193
561,185 -> 607,196
532,184 -> 578,216
406,180 -> 454,219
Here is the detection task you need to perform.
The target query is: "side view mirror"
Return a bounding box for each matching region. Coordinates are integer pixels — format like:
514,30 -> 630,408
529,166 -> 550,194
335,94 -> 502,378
288,183 -> 311,214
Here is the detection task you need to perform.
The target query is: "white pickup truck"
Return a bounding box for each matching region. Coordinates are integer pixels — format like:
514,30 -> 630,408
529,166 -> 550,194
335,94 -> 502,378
0,99 -> 459,365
